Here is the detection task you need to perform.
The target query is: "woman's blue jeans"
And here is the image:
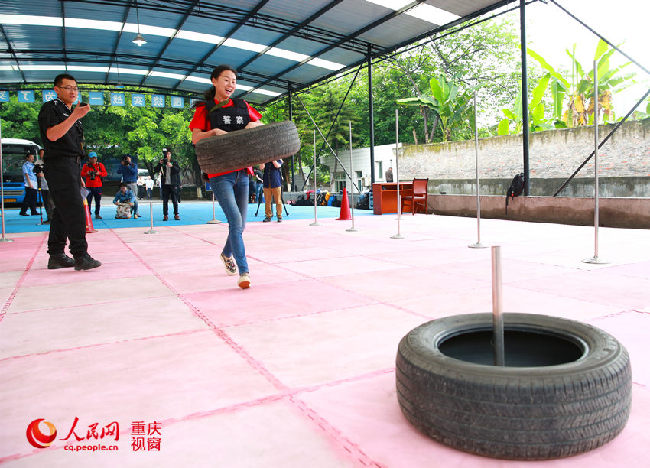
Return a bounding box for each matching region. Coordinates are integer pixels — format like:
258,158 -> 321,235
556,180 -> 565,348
210,170 -> 249,274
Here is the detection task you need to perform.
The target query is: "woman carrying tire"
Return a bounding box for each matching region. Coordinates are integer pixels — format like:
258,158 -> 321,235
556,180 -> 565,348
190,65 -> 264,289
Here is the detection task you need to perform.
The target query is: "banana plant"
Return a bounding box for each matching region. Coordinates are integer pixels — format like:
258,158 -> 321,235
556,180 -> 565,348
528,39 -> 635,128
397,74 -> 473,142
497,73 -> 552,135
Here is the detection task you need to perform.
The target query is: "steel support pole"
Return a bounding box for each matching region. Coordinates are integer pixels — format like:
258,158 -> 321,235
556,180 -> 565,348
0,118 -> 14,242
310,129 -> 320,227
584,61 -> 607,265
492,246 -> 505,366
391,109 -> 403,239
520,0 -> 530,196
469,92 -> 487,249
346,121 -> 357,232
288,82 -> 295,192
368,45 -> 376,184
144,201 -> 156,234
207,190 -> 220,224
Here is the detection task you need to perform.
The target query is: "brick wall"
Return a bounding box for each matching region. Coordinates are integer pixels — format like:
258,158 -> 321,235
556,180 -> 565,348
399,118 -> 650,196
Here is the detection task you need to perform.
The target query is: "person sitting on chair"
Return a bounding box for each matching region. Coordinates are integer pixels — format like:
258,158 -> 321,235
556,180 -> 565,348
113,183 -> 136,219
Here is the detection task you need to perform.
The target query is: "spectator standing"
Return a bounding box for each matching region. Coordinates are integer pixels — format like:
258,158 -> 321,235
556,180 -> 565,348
262,159 -> 283,223
36,149 -> 54,223
254,164 -> 264,204
117,155 -> 139,218
19,153 -> 39,216
80,151 -> 107,219
385,166 -> 394,182
155,150 -> 181,221
37,72 -> 101,270
145,177 -> 154,200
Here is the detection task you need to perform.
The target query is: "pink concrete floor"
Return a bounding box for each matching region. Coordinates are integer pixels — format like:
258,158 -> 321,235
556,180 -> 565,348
0,214 -> 648,467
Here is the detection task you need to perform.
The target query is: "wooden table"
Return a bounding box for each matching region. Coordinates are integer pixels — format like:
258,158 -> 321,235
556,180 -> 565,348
372,182 -> 413,215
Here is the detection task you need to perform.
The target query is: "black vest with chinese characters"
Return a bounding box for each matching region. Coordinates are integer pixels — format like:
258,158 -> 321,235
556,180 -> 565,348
205,98 -> 250,133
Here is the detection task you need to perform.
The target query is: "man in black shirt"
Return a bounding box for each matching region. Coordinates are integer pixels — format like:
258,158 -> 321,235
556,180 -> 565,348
37,73 -> 101,270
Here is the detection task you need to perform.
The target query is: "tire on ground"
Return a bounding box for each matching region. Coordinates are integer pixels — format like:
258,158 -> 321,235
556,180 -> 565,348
195,120 -> 301,175
396,313 -> 631,460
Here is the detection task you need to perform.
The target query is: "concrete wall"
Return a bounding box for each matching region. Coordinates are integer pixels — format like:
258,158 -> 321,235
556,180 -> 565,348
399,118 -> 650,197
428,195 -> 650,229
429,177 -> 650,198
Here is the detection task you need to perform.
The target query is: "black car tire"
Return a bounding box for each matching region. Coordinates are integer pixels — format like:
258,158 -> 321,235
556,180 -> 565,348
396,313 -> 631,460
195,120 -> 301,175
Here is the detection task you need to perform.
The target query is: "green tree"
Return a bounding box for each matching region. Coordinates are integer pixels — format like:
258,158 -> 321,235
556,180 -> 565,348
0,96 -> 43,143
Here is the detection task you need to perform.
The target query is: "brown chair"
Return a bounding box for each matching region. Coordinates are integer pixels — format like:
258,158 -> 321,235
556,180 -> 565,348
401,178 -> 428,215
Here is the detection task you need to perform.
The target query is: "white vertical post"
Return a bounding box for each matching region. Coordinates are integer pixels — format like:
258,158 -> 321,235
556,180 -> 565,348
391,108 -> 404,239
469,92 -> 486,249
584,60 -> 607,264
144,200 -> 156,234
207,189 -> 220,224
346,121 -> 357,232
0,118 -> 14,242
310,129 -> 320,226
491,245 -> 505,366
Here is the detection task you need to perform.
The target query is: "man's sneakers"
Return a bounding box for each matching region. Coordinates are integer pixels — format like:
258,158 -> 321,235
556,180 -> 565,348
263,217 -> 271,222
19,212 -> 29,217
174,214 -> 180,220
133,214 -> 140,219
74,253 -> 102,271
95,214 -> 102,219
163,215 -> 168,221
220,253 -> 237,276
47,253 -> 75,269
238,273 -> 250,289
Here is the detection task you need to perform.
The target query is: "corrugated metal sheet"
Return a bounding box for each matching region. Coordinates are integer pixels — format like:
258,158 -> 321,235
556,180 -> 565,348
0,0 -> 516,103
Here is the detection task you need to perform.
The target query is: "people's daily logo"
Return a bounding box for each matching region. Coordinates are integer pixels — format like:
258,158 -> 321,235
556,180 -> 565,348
26,419 -> 57,448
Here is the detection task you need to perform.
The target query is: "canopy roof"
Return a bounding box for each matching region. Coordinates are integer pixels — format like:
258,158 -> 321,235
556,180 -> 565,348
1,0 -> 515,104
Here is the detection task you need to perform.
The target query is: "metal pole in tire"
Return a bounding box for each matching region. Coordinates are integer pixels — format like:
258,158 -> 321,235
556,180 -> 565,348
391,109 -> 403,239
144,201 -> 156,234
469,93 -> 486,249
584,61 -> 607,265
0,119 -> 13,243
346,121 -> 357,232
310,129 -> 320,227
491,246 -> 505,366
207,190 -> 220,224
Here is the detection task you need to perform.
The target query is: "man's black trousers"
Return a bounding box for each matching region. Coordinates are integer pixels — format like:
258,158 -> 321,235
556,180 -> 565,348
44,157 -> 87,257
162,184 -> 178,216
20,187 -> 38,215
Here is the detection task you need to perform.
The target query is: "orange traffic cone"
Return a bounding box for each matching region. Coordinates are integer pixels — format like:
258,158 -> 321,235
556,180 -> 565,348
83,198 -> 97,233
337,190 -> 351,220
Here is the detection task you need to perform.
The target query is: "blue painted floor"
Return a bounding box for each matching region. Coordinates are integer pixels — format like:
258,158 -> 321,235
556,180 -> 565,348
0,199 -> 372,233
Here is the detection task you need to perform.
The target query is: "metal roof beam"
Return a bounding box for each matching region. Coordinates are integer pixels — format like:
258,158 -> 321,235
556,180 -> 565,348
170,0 -> 272,91
6,49 -> 285,90
104,2 -> 132,84
138,0 -> 199,87
68,0 -> 368,53
240,0 -> 427,100
238,0 -> 347,71
0,25 -> 26,83
61,1 -> 68,69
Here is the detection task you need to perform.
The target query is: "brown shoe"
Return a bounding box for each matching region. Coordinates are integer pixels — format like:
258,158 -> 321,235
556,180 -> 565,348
163,215 -> 168,221
174,214 -> 180,220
